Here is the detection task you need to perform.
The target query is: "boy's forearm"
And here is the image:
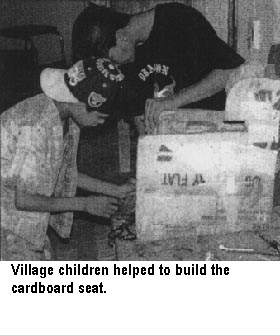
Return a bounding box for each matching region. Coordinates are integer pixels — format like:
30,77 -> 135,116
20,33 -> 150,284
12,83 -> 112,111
16,191 -> 86,212
174,68 -> 233,107
77,173 -> 119,197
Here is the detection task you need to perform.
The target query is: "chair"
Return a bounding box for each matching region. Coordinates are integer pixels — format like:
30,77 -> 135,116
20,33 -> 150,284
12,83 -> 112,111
0,24 -> 66,66
0,24 -> 66,110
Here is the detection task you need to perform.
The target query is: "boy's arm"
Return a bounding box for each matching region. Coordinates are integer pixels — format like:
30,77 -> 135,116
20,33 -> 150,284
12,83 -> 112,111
15,190 -> 119,218
15,190 -> 86,212
77,173 -> 135,199
145,68 -> 233,130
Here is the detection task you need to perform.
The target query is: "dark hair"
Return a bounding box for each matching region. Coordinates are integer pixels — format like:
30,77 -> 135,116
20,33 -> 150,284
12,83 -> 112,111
72,3 -> 130,62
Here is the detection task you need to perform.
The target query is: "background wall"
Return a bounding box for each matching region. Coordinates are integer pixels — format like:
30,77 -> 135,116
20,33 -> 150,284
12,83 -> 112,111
237,0 -> 274,65
272,0 -> 280,44
0,0 -> 106,65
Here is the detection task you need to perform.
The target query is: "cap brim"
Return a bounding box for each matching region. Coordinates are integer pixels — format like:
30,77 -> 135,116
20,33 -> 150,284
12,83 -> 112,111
40,68 -> 79,103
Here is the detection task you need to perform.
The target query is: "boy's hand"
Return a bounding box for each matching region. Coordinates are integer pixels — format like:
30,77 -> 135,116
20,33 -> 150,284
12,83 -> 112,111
84,196 -> 119,218
119,182 -> 135,199
54,101 -> 108,126
145,97 -> 176,133
113,179 -> 136,199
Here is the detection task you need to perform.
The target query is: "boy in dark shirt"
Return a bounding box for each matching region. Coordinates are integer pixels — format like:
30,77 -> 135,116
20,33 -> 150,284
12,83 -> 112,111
73,2 -> 244,131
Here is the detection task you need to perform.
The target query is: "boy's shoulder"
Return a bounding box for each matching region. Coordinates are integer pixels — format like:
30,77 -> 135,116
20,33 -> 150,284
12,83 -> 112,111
1,93 -> 59,128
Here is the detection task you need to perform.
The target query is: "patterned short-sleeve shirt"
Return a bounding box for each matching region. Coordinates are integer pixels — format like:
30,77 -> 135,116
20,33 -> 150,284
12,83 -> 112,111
1,94 -> 80,257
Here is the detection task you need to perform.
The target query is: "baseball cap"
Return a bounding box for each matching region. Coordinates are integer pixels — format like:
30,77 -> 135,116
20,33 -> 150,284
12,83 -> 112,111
40,56 -> 125,115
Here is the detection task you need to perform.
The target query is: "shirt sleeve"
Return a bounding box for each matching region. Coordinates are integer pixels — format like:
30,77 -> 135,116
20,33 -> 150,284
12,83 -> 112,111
157,3 -> 245,71
184,5 -> 245,70
15,125 -> 56,197
204,31 -> 245,70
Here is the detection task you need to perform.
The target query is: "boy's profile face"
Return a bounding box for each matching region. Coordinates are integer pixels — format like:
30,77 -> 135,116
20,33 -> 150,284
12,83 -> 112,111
108,28 -> 135,64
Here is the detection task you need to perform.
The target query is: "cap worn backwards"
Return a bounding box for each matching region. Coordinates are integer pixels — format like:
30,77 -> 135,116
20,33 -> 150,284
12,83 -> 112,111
40,56 -> 125,115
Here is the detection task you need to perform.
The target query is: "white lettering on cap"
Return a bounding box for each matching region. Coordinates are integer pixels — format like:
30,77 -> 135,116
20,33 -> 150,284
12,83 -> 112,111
68,60 -> 86,86
96,58 -> 124,82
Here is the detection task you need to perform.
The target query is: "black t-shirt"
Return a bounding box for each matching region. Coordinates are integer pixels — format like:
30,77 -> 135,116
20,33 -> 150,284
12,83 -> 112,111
121,2 -> 244,116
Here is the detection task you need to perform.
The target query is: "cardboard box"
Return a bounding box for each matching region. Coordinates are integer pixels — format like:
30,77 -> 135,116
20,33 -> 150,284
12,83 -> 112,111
136,110 -> 278,241
154,108 -> 279,148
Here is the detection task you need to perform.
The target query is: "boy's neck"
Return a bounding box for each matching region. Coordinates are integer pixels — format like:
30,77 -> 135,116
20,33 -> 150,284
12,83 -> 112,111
129,8 -> 155,43
54,101 -> 71,121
